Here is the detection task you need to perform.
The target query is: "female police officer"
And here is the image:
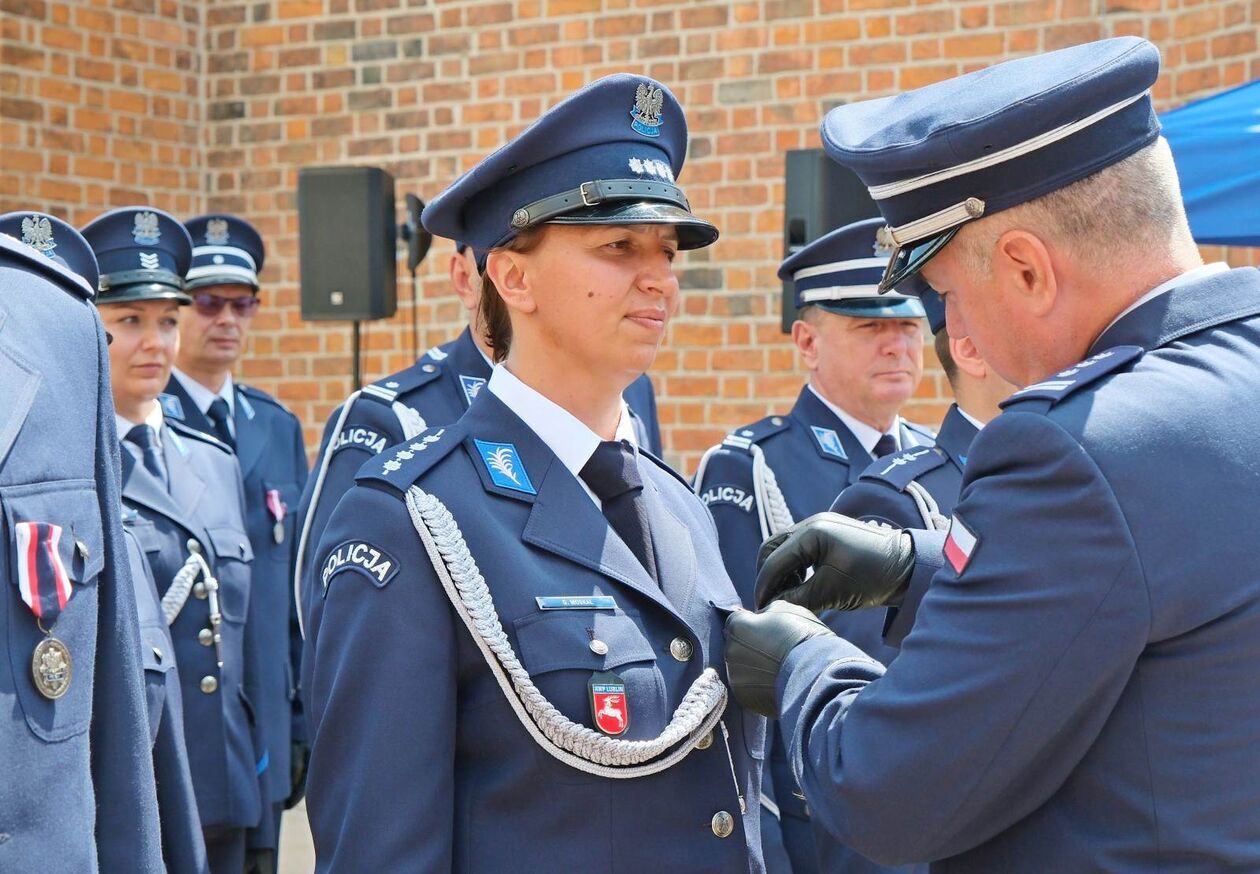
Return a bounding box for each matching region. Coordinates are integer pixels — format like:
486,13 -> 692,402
83,206 -> 262,874
304,75 -> 765,872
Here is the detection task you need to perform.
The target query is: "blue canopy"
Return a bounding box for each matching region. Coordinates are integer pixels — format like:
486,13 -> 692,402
1161,79 -> 1260,247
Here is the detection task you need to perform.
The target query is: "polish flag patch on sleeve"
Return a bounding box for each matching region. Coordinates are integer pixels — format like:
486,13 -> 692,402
943,514 -> 979,575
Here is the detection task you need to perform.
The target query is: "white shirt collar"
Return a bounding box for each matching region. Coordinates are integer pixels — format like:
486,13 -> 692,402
172,367 -> 235,417
807,384 -> 899,457
1101,262 -> 1230,336
116,402 -> 166,448
487,364 -> 637,506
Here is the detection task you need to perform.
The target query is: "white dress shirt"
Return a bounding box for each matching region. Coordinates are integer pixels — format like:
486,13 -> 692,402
172,367 -> 235,437
808,385 -> 901,458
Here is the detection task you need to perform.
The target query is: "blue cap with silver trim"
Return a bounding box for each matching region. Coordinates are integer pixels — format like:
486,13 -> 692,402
0,211 -> 99,299
779,217 -> 925,319
820,37 -> 1161,291
183,213 -> 265,291
81,206 -> 192,304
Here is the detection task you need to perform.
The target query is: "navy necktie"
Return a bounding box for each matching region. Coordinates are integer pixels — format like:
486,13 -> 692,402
873,432 -> 898,459
579,440 -> 658,584
126,424 -> 168,490
207,397 -> 235,449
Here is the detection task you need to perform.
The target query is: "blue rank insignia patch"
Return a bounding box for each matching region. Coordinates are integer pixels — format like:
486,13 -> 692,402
474,439 -> 536,495
460,374 -> 486,407
158,392 -> 184,420
321,540 -> 400,593
811,426 -> 847,460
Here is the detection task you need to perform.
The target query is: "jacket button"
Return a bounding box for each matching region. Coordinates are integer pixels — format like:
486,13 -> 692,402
200,676 -> 218,694
711,810 -> 735,838
669,637 -> 693,662
193,582 -> 208,599
588,639 -> 608,656
198,628 -> 214,646
695,731 -> 713,750
422,364 -> 436,373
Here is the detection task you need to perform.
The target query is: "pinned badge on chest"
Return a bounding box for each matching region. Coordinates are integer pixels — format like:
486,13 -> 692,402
265,488 -> 287,544
589,671 -> 630,737
14,521 -> 80,699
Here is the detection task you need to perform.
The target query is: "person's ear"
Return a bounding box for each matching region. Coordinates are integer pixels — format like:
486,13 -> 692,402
485,249 -> 536,315
449,251 -> 480,314
949,335 -> 987,380
791,318 -> 820,371
992,229 -> 1057,318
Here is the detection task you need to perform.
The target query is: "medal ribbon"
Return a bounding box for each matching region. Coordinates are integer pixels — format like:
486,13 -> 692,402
265,489 -> 286,523
14,522 -> 74,622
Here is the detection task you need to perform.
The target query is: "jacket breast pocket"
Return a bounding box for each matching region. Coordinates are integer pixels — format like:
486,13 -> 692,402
205,525 -> 254,623
261,479 -> 301,558
2,480 -> 104,741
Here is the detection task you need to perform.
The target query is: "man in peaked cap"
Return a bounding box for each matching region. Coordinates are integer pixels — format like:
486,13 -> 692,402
0,211 -> 164,872
695,216 -> 931,874
162,213 -> 307,874
85,205 -> 265,874
727,37 -> 1260,870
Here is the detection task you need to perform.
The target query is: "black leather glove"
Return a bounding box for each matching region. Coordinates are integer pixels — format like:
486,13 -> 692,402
754,512 -> 915,612
724,602 -> 836,718
243,848 -> 276,874
284,741 -> 310,809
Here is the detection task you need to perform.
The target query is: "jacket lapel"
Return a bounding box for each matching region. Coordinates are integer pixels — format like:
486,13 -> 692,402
934,404 -> 979,471
640,472 -> 711,640
443,328 -> 493,410
161,375 -> 211,432
792,388 -> 866,484
231,386 -> 266,477
121,440 -> 201,537
161,430 -> 208,525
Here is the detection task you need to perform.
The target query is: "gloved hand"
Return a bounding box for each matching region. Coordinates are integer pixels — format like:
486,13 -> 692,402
754,512 -> 915,612
724,602 -> 836,717
243,848 -> 276,874
284,741 -> 310,809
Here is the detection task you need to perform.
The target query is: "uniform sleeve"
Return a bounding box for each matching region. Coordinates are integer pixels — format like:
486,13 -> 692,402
295,401 -> 403,637
288,415 -> 310,745
775,411 -> 1151,866
693,448 -> 762,608
829,480 -> 924,530
306,484 -> 457,873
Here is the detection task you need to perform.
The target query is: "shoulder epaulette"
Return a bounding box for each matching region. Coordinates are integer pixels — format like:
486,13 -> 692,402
859,446 -> 948,491
166,418 -> 232,454
638,447 -> 691,491
1001,345 -> 1144,410
359,357 -> 444,406
719,415 -> 791,453
355,423 -> 463,492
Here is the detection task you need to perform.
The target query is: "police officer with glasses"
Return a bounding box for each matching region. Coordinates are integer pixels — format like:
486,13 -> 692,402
727,37 -> 1260,870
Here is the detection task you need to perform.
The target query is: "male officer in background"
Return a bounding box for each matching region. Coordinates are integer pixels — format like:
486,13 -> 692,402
0,212 -> 163,872
824,289 -> 1013,665
727,37 -> 1260,870
294,239 -> 665,648
695,216 -> 930,874
161,213 -> 307,874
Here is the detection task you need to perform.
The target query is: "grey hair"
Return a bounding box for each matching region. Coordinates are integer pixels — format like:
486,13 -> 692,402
955,137 -> 1196,279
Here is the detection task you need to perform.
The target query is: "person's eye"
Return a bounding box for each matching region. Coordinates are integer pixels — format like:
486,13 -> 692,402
604,238 -> 631,251
162,318 -> 179,329
664,248 -> 677,262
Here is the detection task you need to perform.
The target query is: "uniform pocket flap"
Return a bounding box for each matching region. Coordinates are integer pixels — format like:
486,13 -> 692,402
206,525 -> 254,563
514,609 -> 657,676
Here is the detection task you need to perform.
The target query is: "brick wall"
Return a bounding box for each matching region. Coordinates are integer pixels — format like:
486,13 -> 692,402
3,0 -> 1259,472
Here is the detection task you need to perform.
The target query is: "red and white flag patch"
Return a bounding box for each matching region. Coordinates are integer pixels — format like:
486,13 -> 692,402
943,514 -> 978,576
15,521 -> 73,620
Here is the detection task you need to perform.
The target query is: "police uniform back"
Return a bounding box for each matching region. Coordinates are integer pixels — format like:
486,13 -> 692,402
693,218 -> 931,874
0,214 -> 163,871
305,74 -> 765,873
83,206 -> 262,873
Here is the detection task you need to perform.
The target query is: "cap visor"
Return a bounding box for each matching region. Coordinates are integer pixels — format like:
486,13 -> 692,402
813,297 -> 926,319
545,200 -> 719,250
97,283 -> 192,306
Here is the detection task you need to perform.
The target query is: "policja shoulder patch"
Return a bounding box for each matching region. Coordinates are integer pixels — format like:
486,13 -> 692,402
321,540 -> 401,594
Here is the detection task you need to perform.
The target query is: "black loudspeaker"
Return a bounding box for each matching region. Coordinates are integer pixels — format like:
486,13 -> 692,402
298,166 -> 397,321
780,149 -> 880,332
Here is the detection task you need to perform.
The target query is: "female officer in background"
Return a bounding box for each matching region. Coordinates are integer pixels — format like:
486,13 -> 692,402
305,75 -> 765,872
82,206 -> 260,874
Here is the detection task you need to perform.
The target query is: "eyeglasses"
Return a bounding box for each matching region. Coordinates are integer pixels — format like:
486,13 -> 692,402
192,293 -> 260,318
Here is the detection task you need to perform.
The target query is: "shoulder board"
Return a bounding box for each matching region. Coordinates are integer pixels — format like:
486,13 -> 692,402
166,418 -> 232,454
354,423 -> 463,492
859,446 -> 947,491
637,447 -> 691,492
359,359 -> 444,406
719,415 -> 791,452
1000,345 -> 1144,410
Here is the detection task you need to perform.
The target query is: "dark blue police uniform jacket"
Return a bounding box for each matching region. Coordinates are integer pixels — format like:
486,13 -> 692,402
695,386 -> 932,874
121,420 -> 262,834
776,267 -> 1260,870
123,515 -> 210,874
305,390 -> 765,873
0,236 -> 163,873
163,375 -> 307,822
823,405 -> 978,667
295,328 -> 662,648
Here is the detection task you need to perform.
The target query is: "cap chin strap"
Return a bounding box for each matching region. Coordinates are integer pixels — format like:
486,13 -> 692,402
98,268 -> 184,292
511,179 -> 691,230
